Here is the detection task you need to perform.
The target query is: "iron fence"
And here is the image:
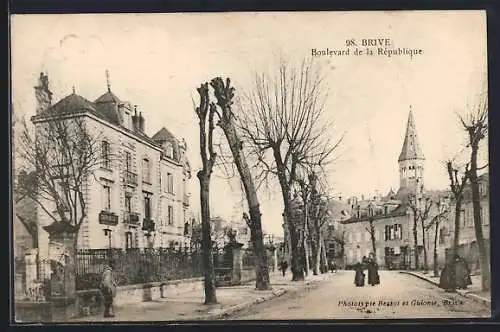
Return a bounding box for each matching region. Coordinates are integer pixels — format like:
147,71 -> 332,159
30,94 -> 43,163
242,248 -> 256,268
75,248 -> 226,290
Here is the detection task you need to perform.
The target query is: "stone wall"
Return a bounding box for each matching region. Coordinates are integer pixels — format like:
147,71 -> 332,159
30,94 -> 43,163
73,277 -> 204,317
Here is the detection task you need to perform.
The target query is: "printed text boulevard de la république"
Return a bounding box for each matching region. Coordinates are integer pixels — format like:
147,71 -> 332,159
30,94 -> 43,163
311,38 -> 424,59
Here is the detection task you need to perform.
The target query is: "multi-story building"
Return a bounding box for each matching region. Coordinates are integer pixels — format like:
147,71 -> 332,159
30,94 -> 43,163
31,72 -> 192,257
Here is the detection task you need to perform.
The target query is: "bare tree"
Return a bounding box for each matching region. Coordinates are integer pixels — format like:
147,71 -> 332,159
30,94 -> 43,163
365,218 -> 377,263
425,197 -> 450,277
446,160 -> 468,288
238,58 -> 343,281
459,95 -> 489,291
210,77 -> 270,290
296,178 -> 311,276
304,172 -> 330,275
194,83 -> 218,304
16,115 -> 104,250
408,194 -> 433,270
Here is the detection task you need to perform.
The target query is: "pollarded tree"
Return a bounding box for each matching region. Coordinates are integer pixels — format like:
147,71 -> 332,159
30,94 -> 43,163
408,194 -> 433,270
210,77 -> 270,290
425,197 -> 450,277
459,94 -> 489,291
194,83 -> 218,304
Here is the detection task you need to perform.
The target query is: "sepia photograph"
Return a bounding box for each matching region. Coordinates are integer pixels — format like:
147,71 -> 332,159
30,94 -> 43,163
10,10 -> 490,322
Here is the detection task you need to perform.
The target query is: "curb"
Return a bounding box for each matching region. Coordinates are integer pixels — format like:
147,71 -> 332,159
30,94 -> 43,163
202,288 -> 288,320
400,271 -> 491,307
198,275 -> 331,320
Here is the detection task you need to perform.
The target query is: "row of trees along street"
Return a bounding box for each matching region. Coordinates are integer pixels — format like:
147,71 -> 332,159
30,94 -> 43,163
193,58 -> 343,303
13,57 -> 489,308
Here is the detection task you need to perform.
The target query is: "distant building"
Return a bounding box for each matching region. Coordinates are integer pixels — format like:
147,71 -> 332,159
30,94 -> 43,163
438,173 -> 489,271
341,109 -> 436,269
31,72 -> 192,257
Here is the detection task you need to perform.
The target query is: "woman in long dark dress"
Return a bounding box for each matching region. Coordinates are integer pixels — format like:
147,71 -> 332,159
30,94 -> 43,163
454,256 -> 472,289
354,262 -> 365,287
367,253 -> 380,286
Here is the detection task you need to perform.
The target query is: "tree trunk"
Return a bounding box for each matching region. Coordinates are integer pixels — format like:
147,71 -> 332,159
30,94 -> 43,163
433,221 -> 439,277
451,198 -> 462,289
211,78 -> 270,290
369,220 -> 377,261
320,235 -> 328,273
413,215 -> 419,270
198,175 -> 217,304
312,230 -> 320,275
420,219 -> 428,270
303,217 -> 310,276
469,144 -> 490,291
453,201 -> 461,259
275,157 -> 303,281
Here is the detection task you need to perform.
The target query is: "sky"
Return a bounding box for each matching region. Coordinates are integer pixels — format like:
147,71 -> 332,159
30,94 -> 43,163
11,11 -> 488,236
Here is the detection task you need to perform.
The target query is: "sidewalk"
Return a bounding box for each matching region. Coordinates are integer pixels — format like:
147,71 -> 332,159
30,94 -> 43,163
70,271 -> 340,322
400,270 -> 491,307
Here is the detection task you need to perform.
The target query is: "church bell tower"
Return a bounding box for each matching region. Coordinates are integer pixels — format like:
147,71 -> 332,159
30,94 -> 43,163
398,106 -> 425,195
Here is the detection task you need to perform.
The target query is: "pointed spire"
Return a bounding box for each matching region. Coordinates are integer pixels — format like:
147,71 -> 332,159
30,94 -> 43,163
105,69 -> 111,92
398,106 -> 424,162
72,85 -> 76,94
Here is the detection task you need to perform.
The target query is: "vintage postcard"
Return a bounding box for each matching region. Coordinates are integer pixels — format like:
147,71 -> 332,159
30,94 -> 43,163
10,11 -> 490,323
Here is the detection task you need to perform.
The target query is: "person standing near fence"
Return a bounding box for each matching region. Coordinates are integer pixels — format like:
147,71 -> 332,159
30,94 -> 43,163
100,260 -> 117,318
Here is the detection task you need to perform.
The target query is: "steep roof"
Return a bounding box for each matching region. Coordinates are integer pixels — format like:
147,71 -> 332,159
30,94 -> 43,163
95,90 -> 121,104
93,90 -> 122,125
32,90 -> 161,149
152,127 -> 180,161
38,93 -> 96,116
398,109 -> 425,162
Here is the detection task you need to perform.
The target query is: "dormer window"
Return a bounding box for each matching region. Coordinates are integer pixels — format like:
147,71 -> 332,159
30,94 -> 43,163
165,142 -> 174,159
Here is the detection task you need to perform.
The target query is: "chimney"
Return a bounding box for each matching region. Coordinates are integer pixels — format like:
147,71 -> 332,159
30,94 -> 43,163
34,72 -> 52,114
132,109 -> 141,132
139,112 -> 145,133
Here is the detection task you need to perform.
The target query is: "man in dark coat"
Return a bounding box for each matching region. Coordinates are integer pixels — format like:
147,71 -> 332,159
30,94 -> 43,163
367,253 -> 380,286
354,262 -> 365,287
280,260 -> 288,277
100,260 -> 118,318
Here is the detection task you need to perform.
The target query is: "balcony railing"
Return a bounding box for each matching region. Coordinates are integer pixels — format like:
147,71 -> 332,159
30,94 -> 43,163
123,212 -> 140,225
125,171 -> 138,186
99,211 -> 119,226
142,218 -> 155,232
183,194 -> 190,207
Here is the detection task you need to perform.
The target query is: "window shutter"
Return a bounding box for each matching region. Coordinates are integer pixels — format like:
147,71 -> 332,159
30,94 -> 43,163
385,225 -> 389,241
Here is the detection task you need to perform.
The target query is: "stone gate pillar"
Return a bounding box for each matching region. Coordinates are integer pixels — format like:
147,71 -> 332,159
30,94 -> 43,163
43,222 -> 77,321
25,248 -> 40,300
230,243 -> 244,285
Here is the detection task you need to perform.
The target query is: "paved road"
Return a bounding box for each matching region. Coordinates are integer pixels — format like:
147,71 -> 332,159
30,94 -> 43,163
228,270 -> 491,320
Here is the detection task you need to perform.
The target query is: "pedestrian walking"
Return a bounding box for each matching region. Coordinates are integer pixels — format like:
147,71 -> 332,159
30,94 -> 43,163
367,253 -> 380,286
328,259 -> 337,273
280,260 -> 288,277
354,262 -> 365,287
100,260 -> 117,318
